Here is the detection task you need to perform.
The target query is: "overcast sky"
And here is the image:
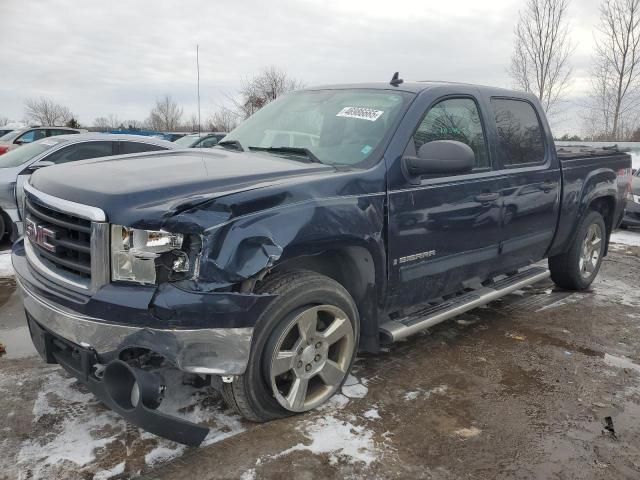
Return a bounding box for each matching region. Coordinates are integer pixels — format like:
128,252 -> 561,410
0,0 -> 603,134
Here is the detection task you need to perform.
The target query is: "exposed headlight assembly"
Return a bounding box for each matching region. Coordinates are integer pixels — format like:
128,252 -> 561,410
111,225 -> 192,284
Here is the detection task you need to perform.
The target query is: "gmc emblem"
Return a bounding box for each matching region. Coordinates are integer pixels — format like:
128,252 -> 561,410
25,218 -> 58,253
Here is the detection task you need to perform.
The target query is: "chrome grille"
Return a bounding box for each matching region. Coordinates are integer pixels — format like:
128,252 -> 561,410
23,183 -> 109,295
25,197 -> 92,278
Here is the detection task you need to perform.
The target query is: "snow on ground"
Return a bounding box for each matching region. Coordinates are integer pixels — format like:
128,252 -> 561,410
0,250 -> 13,277
592,275 -> 640,308
277,414 -> 378,466
16,368 -> 246,479
610,230 -> 640,247
403,385 -> 448,402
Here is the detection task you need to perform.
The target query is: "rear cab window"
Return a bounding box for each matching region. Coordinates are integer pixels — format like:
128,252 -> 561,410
490,98 -> 546,167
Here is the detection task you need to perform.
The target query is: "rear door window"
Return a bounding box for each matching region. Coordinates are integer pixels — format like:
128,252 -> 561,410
120,142 -> 167,154
490,98 -> 546,166
17,129 -> 46,144
199,136 -> 221,148
45,141 -> 115,164
48,129 -> 79,137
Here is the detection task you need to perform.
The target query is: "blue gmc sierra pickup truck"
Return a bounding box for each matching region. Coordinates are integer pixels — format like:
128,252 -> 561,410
12,78 -> 632,445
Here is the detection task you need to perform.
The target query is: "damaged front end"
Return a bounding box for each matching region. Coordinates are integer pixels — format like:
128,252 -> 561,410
27,320 -> 209,446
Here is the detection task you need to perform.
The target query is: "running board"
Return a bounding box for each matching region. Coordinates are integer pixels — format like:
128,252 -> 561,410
380,266 -> 550,343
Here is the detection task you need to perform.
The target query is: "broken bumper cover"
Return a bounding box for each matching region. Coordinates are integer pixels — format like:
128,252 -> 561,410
27,316 -> 209,446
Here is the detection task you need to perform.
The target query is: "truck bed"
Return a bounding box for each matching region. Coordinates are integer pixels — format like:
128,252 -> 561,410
548,145 -> 632,258
556,144 -> 624,160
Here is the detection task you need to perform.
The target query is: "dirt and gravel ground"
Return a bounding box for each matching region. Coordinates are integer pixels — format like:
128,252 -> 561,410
1,232 -> 640,480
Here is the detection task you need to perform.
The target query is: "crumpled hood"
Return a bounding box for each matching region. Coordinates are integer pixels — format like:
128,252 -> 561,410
29,149 -> 333,227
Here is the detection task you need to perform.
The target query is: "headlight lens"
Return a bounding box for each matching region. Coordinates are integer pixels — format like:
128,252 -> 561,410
111,225 -> 187,284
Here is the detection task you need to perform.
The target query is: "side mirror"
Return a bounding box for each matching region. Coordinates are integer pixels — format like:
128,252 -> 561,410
14,139 -> 25,145
403,140 -> 475,176
29,160 -> 55,171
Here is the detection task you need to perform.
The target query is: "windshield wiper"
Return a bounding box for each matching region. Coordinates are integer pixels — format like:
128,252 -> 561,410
248,146 -> 323,164
216,139 -> 247,152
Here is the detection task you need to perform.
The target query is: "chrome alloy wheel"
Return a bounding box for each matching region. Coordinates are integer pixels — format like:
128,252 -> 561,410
579,223 -> 603,279
268,305 -> 355,412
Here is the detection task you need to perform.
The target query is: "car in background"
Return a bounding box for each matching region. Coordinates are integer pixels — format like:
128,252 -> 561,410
173,132 -> 227,148
163,132 -> 188,142
0,133 -> 176,240
622,168 -> 640,229
0,127 -> 15,137
0,126 -> 86,155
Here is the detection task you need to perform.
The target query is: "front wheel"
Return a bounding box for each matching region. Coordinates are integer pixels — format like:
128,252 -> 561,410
549,210 -> 606,290
222,270 -> 359,422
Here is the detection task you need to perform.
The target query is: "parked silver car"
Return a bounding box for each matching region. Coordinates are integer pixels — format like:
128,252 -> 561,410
0,133 -> 176,240
0,126 -> 86,155
173,132 -> 227,148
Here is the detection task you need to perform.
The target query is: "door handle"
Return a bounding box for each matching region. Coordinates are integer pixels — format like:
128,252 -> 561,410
539,181 -> 555,192
474,192 -> 500,204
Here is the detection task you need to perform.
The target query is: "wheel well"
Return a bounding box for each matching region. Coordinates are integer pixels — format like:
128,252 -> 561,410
0,208 -> 9,240
588,196 -> 615,253
267,247 -> 379,350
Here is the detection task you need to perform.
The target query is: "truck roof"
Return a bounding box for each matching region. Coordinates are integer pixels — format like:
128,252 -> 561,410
305,81 -> 530,98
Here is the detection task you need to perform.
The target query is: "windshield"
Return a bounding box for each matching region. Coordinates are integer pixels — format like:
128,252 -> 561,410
173,135 -> 200,147
0,138 -> 63,168
223,89 -> 413,166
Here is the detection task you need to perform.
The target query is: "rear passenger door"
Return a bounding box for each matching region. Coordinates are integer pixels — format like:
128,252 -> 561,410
489,98 -> 561,270
387,94 -> 505,307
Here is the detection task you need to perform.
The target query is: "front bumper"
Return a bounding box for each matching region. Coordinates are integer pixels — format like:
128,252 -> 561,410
13,239 -> 276,375
18,277 -> 254,375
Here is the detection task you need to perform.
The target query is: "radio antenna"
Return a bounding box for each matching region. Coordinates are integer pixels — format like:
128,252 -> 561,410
197,44 -> 201,135
390,72 -> 403,86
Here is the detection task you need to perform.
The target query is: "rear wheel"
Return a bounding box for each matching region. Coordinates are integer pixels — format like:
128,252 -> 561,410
222,270 -> 359,422
549,210 -> 606,290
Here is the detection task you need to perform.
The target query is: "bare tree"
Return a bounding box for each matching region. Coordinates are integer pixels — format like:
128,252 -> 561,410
509,0 -> 574,115
124,119 -> 143,130
0,116 -> 9,126
93,117 -> 110,132
93,114 -> 122,132
148,95 -> 183,131
589,0 -> 640,140
233,66 -> 303,119
207,107 -> 239,132
185,113 -> 200,132
24,97 -> 74,126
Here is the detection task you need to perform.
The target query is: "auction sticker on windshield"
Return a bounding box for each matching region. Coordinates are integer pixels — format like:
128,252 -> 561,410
336,106 -> 384,122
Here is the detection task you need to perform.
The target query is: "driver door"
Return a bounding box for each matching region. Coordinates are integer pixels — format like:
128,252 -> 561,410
387,95 -> 504,308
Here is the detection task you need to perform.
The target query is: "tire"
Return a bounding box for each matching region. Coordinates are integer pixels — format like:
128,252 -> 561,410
222,270 -> 359,422
549,210 -> 606,290
0,213 -> 5,241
